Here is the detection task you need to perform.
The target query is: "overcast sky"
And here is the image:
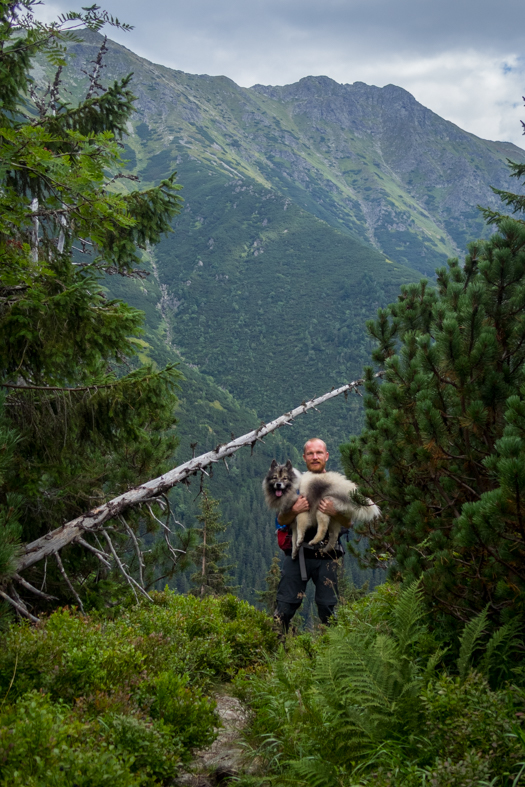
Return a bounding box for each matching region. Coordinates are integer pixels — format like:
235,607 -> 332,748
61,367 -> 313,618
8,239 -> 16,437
41,0 -> 525,147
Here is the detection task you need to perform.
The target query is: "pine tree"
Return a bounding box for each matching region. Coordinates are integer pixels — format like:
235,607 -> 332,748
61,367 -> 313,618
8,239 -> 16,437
0,1 -> 185,611
256,554 -> 281,614
341,213 -> 525,626
190,491 -> 236,597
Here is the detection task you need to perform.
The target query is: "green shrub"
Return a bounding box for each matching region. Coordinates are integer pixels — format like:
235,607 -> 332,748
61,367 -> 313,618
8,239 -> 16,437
421,673 -> 523,778
0,592 -> 278,786
100,713 -> 182,781
0,692 -> 140,787
0,592 -> 277,701
146,671 -> 217,757
237,584 -> 525,787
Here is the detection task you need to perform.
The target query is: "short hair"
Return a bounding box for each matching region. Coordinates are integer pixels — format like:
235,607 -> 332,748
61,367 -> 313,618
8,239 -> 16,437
303,438 -> 327,453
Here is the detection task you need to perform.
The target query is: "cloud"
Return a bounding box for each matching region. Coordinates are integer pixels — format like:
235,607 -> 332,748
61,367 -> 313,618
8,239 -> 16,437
36,0 -> 525,147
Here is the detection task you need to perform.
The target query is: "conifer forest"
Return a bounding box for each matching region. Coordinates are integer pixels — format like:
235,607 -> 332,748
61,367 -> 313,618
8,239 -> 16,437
2,2 -> 525,785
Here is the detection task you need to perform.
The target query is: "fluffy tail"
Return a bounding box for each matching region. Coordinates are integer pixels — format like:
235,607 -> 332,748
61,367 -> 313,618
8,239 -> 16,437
349,488 -> 381,522
352,501 -> 381,522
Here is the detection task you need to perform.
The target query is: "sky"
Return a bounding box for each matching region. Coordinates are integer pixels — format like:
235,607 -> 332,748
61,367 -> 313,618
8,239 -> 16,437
39,0 -> 525,148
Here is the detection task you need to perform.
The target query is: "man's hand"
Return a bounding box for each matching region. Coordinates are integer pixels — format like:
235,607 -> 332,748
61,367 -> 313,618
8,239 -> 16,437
277,495 -> 309,526
292,495 -> 310,514
318,498 -> 338,517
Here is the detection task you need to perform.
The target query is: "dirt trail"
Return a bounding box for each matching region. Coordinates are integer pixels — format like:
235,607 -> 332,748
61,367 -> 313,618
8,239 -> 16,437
177,692 -> 254,786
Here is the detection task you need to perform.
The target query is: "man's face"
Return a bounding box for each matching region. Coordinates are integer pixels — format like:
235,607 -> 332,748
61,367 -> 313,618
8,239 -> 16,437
303,440 -> 329,473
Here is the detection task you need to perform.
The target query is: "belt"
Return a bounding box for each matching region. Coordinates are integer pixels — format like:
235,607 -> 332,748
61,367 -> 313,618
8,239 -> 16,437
284,546 -> 342,562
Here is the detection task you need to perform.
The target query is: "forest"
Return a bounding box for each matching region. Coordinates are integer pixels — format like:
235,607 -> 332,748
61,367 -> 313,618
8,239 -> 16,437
1,1 -> 525,785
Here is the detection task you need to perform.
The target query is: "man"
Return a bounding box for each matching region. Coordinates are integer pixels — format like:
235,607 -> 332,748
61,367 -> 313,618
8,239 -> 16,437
275,438 -> 350,630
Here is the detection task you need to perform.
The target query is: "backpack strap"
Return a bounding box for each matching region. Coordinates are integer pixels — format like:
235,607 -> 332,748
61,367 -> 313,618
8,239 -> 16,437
298,545 -> 307,581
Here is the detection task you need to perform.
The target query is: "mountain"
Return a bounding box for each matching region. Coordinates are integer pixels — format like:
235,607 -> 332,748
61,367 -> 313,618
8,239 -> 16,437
32,31 -> 525,601
57,31 -> 525,276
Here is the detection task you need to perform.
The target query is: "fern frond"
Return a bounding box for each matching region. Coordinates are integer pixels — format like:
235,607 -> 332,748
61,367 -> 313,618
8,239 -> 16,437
423,647 -> 448,680
481,619 -> 520,686
391,580 -> 427,655
457,606 -> 489,680
289,756 -> 360,787
316,626 -> 423,748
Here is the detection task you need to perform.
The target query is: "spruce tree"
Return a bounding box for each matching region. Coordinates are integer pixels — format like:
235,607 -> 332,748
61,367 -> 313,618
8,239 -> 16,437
0,1 -> 185,610
341,214 -> 525,626
190,491 -> 236,597
257,554 -> 281,614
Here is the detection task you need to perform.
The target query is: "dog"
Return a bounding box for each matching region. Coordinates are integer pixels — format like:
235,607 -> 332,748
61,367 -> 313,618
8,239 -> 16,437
263,460 -> 381,559
263,459 -> 302,516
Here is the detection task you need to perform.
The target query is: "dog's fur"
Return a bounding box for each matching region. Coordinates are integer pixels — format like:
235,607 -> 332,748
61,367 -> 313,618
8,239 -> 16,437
263,460 -> 381,559
262,459 -> 302,516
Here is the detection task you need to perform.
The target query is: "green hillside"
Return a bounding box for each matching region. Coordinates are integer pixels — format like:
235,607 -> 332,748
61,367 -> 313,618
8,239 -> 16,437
56,32 -> 525,274
33,30 -> 524,601
111,270 -> 385,604
153,165 -> 417,431
47,31 -> 525,279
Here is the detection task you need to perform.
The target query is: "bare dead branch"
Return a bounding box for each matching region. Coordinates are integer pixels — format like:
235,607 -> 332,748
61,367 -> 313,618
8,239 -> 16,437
145,504 -> 186,564
54,552 -> 84,613
119,516 -> 145,588
16,373 -> 384,573
0,589 -> 39,623
2,381 -> 119,392
102,531 -> 152,603
76,537 -> 112,569
12,573 -> 58,601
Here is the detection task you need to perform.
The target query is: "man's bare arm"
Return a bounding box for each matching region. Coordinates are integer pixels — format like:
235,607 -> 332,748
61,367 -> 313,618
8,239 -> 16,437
277,495 -> 309,526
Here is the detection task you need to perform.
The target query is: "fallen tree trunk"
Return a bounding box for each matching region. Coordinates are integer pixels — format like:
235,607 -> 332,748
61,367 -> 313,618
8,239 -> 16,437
17,373 -> 383,573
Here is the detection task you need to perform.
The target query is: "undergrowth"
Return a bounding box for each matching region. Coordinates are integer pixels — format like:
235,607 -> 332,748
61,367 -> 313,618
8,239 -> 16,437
0,591 -> 278,786
234,583 -> 525,787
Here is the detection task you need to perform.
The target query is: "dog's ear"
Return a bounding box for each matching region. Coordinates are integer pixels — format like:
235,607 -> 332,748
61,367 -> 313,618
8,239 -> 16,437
270,459 -> 278,469
285,459 -> 293,469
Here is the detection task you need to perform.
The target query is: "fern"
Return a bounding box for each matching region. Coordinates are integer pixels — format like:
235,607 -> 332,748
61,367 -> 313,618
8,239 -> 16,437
481,620 -> 520,686
289,757 -> 346,787
423,646 -> 448,681
311,582 -> 429,760
457,606 -> 489,680
391,580 -> 426,656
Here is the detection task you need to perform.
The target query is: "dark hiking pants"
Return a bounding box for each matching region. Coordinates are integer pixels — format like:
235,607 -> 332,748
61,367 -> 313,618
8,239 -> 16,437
276,554 -> 339,629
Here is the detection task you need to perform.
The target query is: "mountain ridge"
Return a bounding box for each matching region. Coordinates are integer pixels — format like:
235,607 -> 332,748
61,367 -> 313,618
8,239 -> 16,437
55,30 -> 525,273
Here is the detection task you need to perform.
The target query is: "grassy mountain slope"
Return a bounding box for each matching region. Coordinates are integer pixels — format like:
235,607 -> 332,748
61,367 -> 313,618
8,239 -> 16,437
50,32 -> 421,441
59,32 -> 525,278
151,163 -> 416,439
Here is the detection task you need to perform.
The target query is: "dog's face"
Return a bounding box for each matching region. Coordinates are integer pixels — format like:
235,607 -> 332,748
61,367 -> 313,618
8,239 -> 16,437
265,459 -> 295,500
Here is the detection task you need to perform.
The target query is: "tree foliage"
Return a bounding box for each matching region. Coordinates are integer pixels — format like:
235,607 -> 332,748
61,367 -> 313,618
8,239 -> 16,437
0,0 -> 185,612
340,214 -> 525,625
190,491 -> 236,598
